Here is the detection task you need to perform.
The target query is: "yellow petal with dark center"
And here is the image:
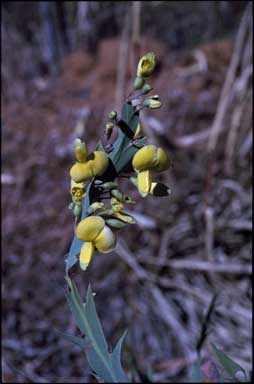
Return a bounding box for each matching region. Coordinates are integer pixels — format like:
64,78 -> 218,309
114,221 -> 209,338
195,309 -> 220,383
94,226 -> 117,253
137,170 -> 152,197
76,216 -> 105,241
79,242 -> 95,270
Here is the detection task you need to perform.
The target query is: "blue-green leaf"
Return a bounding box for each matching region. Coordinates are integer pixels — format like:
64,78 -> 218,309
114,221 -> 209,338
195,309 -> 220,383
191,356 -> 201,383
65,277 -> 130,383
110,330 -> 129,382
55,329 -> 88,349
211,343 -> 248,381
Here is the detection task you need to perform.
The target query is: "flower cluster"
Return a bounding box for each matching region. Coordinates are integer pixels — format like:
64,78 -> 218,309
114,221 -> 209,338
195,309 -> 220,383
67,52 -> 172,272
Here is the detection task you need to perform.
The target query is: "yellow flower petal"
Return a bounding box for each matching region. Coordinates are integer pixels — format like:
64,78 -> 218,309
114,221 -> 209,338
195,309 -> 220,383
137,170 -> 152,197
88,151 -> 109,177
94,226 -> 117,253
132,145 -> 157,172
137,52 -> 157,78
70,162 -> 93,183
111,197 -> 124,212
79,242 -> 95,270
70,151 -> 109,183
76,216 -> 105,241
151,148 -> 171,172
75,142 -> 88,163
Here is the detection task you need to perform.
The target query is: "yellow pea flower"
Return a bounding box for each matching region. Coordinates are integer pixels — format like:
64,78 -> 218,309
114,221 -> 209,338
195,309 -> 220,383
137,52 -> 157,78
76,216 -> 117,270
70,180 -> 85,203
70,151 -> 109,183
132,145 -> 172,197
132,145 -> 171,173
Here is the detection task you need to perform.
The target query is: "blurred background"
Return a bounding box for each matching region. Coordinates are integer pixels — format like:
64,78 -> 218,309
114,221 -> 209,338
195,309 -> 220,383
1,1 -> 252,382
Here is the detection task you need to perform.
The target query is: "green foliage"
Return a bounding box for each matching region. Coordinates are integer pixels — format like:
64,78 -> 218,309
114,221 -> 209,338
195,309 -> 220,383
211,343 -> 248,382
64,276 -> 130,383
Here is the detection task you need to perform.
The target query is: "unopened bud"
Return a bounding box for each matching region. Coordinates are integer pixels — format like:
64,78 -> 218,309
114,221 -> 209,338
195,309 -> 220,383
137,52 -> 157,78
100,181 -> 118,190
74,139 -> 88,162
87,202 -> 105,215
142,84 -> 153,94
134,122 -> 142,138
111,189 -> 124,201
105,122 -> 114,138
73,203 -> 82,217
134,76 -> 145,90
143,97 -> 162,109
68,202 -> 75,210
105,218 -> 128,229
108,111 -> 117,120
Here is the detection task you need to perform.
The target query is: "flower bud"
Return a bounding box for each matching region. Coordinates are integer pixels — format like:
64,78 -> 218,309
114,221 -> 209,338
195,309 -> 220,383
108,111 -> 117,120
134,76 -> 145,90
111,189 -> 124,202
143,98 -> 162,109
105,122 -> 114,138
105,218 -> 128,229
73,203 -> 82,217
134,122 -> 142,138
74,139 -> 88,163
137,52 -> 157,78
100,181 -> 118,190
68,202 -> 75,210
87,202 -> 105,215
142,84 -> 153,94
113,211 -> 136,224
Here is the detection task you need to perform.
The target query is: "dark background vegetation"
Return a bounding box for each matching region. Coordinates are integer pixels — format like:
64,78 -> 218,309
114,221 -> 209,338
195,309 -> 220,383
2,1 -> 252,382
